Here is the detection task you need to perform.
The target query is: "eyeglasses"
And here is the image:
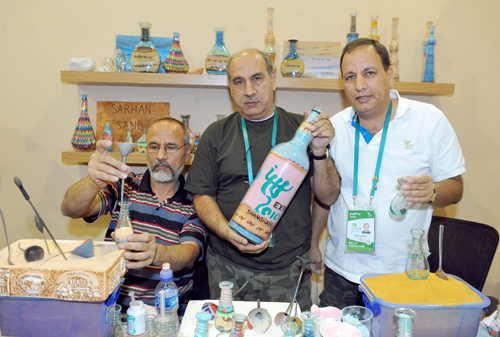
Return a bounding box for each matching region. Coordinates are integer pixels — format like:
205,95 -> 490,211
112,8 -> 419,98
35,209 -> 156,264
146,143 -> 189,154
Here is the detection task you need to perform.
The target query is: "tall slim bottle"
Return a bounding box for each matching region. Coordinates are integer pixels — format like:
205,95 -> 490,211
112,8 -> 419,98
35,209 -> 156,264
131,22 -> 161,73
421,21 -> 433,82
103,122 -> 114,152
229,106 -> 323,244
423,25 -> 436,83
368,15 -> 380,41
265,8 -> 276,70
389,17 -> 400,82
347,13 -> 359,43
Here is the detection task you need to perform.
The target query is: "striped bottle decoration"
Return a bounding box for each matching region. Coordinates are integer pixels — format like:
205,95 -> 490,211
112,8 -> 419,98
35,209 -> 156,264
163,32 -> 189,74
71,95 -> 96,151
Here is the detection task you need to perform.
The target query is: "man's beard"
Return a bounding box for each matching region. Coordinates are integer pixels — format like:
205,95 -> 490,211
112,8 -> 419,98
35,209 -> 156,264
148,160 -> 184,184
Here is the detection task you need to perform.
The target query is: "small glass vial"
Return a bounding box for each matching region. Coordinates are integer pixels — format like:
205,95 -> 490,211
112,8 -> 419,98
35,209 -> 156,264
131,22 -> 161,73
390,177 -> 409,216
144,314 -> 158,337
181,115 -> 196,149
347,13 -> 359,43
114,49 -> 126,72
137,128 -> 147,153
389,17 -> 400,82
103,122 -> 114,151
264,8 -> 276,69
280,39 -> 304,78
300,312 -> 317,337
423,25 -> 436,83
108,304 -> 126,337
215,281 -> 235,332
282,322 -> 297,337
205,28 -> 231,75
395,308 -> 416,337
233,313 -> 246,337
406,229 -> 430,280
195,312 -> 212,337
368,15 -> 380,41
163,32 -> 189,74
115,200 -> 134,244
488,305 -> 500,336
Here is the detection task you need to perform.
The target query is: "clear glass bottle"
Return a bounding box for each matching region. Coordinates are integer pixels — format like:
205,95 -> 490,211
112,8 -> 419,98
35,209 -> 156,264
195,312 -> 212,337
215,281 -> 235,332
488,305 -> 500,336
205,28 -> 231,75
368,15 -> 380,41
406,229 -> 430,280
125,52 -> 133,72
144,314 -> 158,337
421,21 -> 434,82
114,49 -> 126,72
423,25 -> 436,83
265,8 -> 276,70
131,22 -> 161,73
280,39 -> 304,78
282,322 -> 297,337
71,94 -> 96,151
347,13 -> 359,43
229,106 -> 323,244
103,122 -> 114,152
389,17 -> 400,82
163,32 -> 189,74
300,312 -> 317,337
115,200 -> 134,244
390,177 -> 408,216
395,308 -> 416,337
181,115 -> 196,149
136,128 -> 147,153
233,313 -> 246,337
108,304 -> 126,337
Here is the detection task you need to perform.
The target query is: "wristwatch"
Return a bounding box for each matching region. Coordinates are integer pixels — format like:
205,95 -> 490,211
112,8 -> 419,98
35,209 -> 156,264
429,187 -> 437,203
312,150 -> 328,160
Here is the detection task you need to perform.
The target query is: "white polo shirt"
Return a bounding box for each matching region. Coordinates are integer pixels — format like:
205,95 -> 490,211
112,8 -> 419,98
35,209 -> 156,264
325,90 -> 466,284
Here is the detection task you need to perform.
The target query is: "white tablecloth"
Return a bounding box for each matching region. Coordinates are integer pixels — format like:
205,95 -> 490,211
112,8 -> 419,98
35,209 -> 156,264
178,300 -> 300,337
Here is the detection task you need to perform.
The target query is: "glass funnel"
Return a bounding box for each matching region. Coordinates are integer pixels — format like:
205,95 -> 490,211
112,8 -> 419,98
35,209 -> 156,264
405,229 -> 430,280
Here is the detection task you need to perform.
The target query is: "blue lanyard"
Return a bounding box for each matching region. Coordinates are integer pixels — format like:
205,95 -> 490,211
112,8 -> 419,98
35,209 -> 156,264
353,100 -> 392,206
241,106 -> 278,186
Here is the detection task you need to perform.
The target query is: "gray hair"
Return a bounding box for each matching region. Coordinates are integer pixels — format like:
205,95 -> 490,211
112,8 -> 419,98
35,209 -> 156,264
227,49 -> 274,83
147,117 -> 189,145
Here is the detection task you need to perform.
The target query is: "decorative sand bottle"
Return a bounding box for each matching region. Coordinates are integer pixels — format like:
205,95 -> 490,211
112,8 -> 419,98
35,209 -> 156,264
368,15 -> 380,41
131,22 -> 161,73
264,8 -> 276,69
389,17 -> 400,82
205,28 -> 231,75
163,32 -> 189,74
215,281 -> 235,332
347,13 -> 359,43
280,39 -> 304,78
423,25 -> 436,83
71,94 -> 96,151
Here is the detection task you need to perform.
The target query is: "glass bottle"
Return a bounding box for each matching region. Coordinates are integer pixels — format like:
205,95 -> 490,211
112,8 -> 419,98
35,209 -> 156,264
229,106 -> 323,244
126,127 -> 134,143
205,28 -> 231,75
125,52 -> 133,72
233,313 -> 246,337
144,314 -> 158,337
264,8 -> 276,70
181,115 -> 196,149
195,312 -> 212,337
194,132 -> 202,153
390,177 -> 408,216
368,15 -> 380,41
131,22 -> 161,73
282,322 -> 297,337
103,122 -> 114,152
216,114 -> 226,121
395,308 -> 416,337
114,49 -> 126,72
215,281 -> 235,332
389,17 -> 400,82
108,304 -> 126,337
300,312 -> 317,337
406,229 -> 430,280
71,94 -> 96,151
115,200 -> 134,244
347,13 -> 359,43
163,32 -> 189,74
421,21 -> 434,82
488,305 -> 500,336
423,25 -> 436,83
137,128 -> 147,153
280,39 -> 304,78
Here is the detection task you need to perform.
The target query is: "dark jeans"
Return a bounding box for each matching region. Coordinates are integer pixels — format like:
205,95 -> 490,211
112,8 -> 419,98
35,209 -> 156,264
319,265 -> 364,308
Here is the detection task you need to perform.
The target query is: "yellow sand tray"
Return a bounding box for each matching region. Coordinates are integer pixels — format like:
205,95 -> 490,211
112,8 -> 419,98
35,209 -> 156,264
363,272 -> 483,306
0,239 -> 126,302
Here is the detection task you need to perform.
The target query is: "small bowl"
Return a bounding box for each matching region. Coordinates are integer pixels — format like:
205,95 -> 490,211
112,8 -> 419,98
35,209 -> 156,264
320,321 -> 361,337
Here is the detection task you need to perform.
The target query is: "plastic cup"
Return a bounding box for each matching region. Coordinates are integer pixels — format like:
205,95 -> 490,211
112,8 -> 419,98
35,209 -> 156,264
341,306 -> 373,337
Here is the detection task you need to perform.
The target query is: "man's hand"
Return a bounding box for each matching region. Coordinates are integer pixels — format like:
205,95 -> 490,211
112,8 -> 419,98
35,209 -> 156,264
117,233 -> 157,269
88,140 -> 131,188
308,244 -> 324,275
400,175 -> 435,204
223,225 -> 270,254
306,110 -> 335,156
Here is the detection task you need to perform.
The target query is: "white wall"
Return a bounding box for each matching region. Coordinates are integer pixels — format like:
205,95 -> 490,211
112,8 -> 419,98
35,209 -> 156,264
1,0 -> 499,303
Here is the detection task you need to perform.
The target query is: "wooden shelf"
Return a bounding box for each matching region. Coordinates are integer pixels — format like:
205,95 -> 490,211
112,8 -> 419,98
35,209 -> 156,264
62,151 -> 194,165
61,71 -> 455,96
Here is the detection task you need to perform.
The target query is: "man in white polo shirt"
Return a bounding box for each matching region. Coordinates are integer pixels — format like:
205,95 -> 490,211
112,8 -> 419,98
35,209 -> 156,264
316,38 -> 465,308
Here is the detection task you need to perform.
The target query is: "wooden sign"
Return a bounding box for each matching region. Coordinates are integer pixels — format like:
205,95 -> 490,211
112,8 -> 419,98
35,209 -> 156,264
96,101 -> 170,151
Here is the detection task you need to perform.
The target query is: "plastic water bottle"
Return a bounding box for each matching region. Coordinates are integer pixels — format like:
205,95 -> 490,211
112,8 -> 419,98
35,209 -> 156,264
155,263 -> 179,336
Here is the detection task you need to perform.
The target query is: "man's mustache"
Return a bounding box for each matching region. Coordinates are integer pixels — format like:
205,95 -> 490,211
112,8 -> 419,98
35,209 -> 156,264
243,97 -> 261,104
153,161 -> 173,171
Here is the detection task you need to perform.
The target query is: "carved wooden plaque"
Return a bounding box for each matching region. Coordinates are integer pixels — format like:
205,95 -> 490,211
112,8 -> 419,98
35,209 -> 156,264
96,101 -> 170,152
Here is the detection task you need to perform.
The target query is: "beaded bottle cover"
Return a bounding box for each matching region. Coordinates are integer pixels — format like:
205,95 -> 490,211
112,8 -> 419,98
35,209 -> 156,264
163,32 -> 189,73
71,95 -> 96,151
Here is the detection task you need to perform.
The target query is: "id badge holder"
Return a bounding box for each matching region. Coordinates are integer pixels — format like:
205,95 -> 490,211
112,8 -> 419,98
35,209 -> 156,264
346,203 -> 377,255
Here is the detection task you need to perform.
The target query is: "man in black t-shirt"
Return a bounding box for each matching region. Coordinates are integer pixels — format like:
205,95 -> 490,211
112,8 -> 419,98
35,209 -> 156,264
185,49 -> 340,310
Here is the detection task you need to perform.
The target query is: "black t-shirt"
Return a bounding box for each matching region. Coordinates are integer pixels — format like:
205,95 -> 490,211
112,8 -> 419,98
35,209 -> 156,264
185,107 -> 313,270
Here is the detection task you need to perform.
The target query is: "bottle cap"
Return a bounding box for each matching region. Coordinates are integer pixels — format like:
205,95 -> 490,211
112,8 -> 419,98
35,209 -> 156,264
160,262 -> 173,281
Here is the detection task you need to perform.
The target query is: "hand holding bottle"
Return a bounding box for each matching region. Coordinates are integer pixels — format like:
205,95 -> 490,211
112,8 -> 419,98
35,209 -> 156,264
224,223 -> 270,254
306,110 -> 335,155
117,232 -> 157,269
399,175 -> 435,204
88,140 -> 131,188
